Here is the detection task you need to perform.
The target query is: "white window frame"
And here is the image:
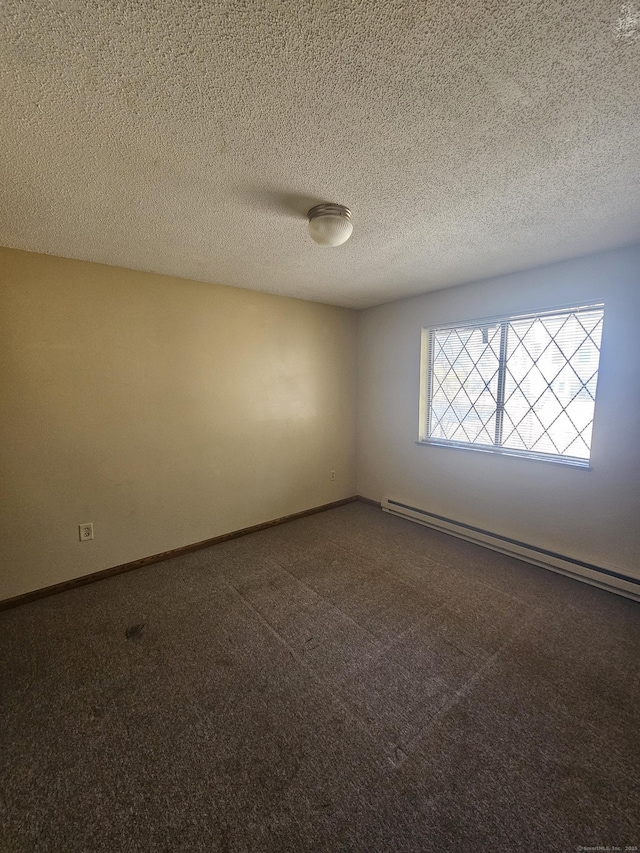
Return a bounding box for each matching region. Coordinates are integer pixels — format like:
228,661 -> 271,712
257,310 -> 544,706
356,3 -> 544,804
418,302 -> 605,468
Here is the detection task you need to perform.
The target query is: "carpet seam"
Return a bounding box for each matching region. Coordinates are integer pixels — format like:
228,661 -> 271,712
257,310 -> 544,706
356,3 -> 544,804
271,561 -> 382,643
394,608 -> 542,767
222,579 -> 389,756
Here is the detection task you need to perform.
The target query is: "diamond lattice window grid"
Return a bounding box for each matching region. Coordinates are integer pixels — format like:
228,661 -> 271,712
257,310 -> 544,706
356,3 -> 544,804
422,304 -> 604,464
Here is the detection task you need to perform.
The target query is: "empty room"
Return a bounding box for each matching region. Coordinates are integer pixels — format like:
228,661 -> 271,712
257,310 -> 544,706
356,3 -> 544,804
1,1 -> 639,850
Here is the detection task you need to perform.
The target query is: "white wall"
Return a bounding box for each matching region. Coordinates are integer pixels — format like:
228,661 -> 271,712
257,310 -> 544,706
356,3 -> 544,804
357,246 -> 640,579
0,247 -> 357,601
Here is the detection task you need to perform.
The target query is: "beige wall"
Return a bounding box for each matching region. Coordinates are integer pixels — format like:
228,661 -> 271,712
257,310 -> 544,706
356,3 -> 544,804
357,246 -> 640,579
0,247 -> 357,601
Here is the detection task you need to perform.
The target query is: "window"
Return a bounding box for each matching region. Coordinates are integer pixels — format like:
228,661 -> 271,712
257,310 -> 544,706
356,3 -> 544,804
419,303 -> 605,466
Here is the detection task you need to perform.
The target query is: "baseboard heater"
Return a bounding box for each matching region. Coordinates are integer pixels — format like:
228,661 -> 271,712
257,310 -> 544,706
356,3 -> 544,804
381,497 -> 640,603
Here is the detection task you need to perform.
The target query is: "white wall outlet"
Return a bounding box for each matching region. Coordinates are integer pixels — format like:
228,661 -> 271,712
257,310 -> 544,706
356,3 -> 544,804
330,469 -> 336,481
79,523 -> 94,541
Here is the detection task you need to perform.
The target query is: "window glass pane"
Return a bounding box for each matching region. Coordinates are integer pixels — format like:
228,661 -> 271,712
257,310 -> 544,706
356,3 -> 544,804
425,305 -> 604,463
429,325 -> 500,445
502,309 -> 603,459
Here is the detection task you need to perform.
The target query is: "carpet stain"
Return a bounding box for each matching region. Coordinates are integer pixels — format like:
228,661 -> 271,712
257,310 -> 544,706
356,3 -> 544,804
125,622 -> 145,640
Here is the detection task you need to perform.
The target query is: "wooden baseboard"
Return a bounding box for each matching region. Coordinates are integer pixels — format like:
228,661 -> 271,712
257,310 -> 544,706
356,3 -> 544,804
0,496 -> 359,612
356,495 -> 381,507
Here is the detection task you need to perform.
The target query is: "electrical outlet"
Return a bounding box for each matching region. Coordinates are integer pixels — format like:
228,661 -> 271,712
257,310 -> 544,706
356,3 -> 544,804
330,469 -> 336,481
79,523 -> 94,541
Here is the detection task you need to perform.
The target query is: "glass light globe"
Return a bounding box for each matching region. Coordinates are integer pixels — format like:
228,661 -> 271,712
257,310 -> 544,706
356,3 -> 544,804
307,204 -> 353,247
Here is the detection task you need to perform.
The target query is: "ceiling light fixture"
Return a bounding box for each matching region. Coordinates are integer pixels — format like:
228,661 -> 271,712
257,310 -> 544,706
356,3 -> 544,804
307,203 -> 353,247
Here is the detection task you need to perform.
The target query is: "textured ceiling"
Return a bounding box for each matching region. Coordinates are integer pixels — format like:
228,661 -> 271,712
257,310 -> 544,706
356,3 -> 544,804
1,1 -> 640,308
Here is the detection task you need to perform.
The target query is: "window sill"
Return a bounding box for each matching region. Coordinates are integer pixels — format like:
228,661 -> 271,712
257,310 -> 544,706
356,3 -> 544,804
416,439 -> 592,469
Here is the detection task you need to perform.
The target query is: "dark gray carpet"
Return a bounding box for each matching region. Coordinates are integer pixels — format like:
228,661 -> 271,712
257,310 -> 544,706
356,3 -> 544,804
1,502 -> 639,852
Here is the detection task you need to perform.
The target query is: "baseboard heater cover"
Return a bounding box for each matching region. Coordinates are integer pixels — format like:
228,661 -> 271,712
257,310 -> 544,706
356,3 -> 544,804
381,497 -> 640,603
